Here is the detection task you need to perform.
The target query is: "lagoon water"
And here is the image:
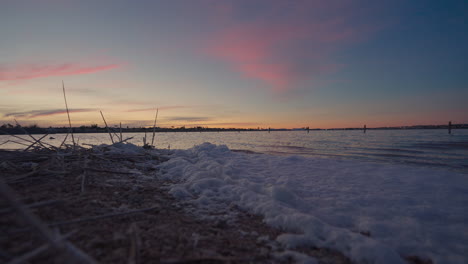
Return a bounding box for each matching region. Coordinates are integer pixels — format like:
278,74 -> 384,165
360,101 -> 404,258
1,129 -> 467,173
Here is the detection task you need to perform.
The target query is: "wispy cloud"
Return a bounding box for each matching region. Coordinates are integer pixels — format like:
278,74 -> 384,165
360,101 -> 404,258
0,63 -> 122,81
165,116 -> 213,122
4,108 -> 97,119
200,122 -> 259,127
126,106 -> 189,112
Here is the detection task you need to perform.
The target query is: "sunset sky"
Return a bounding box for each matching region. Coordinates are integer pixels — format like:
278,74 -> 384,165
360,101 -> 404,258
1,0 -> 467,129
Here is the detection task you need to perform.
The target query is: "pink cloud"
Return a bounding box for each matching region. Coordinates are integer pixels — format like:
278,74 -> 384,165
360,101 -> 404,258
205,24 -> 304,92
240,63 -> 292,92
202,1 -> 376,93
0,63 -> 122,81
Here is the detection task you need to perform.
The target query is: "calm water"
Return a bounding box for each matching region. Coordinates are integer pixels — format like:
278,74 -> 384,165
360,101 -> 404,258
1,129 -> 468,173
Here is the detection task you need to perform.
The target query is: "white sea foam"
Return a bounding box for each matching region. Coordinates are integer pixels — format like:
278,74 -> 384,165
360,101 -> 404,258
158,143 -> 467,264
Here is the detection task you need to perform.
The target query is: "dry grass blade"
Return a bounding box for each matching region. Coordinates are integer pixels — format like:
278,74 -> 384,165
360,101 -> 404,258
59,132 -> 70,149
160,256 -> 250,264
24,134 -> 49,152
48,206 -> 160,228
0,199 -> 62,215
151,108 -> 159,147
120,122 -> 123,142
0,130 -> 37,145
100,110 -> 115,144
81,158 -> 89,194
7,230 -> 77,264
85,167 -> 134,174
121,136 -> 134,143
0,178 -> 61,248
14,119 -> 49,150
0,178 -> 97,263
7,167 -> 41,183
5,140 -> 30,147
112,129 -> 121,142
62,81 -> 76,147
127,223 -> 141,264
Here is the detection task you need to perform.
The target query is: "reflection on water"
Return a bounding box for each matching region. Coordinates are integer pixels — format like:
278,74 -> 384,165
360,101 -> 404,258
1,129 -> 468,173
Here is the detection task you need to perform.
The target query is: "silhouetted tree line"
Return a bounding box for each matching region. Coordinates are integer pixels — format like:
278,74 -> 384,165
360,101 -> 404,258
1,123 -> 466,135
0,124 -> 261,135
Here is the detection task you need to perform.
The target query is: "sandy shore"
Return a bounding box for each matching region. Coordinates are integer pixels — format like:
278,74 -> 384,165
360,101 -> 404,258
0,145 -> 353,263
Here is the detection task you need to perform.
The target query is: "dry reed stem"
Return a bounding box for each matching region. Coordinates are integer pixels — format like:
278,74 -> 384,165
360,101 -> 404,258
5,140 -> 30,147
0,127 -> 56,151
0,178 -> 65,248
85,167 -> 134,174
127,223 -> 140,264
81,158 -> 89,194
59,132 -> 70,149
0,199 -> 62,215
151,108 -> 159,147
48,206 -> 160,228
24,134 -> 49,152
7,230 -> 76,264
62,81 -> 76,147
0,130 -> 39,145
120,122 -> 123,142
14,119 -> 48,149
160,256 -> 250,264
112,129 -> 121,142
0,178 -> 97,263
100,110 -> 115,144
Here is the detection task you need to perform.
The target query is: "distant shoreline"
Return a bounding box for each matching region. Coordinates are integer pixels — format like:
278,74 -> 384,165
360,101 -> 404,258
1,124 -> 467,135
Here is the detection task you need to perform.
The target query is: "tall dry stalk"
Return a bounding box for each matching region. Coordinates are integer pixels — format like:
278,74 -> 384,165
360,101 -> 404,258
151,108 -> 159,147
62,81 -> 76,147
100,111 -> 114,144
120,122 -> 123,142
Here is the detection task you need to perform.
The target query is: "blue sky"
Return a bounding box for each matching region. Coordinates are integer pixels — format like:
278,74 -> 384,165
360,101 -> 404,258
0,0 -> 466,128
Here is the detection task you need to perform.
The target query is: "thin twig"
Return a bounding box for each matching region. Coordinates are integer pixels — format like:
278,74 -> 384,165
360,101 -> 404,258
85,167 -> 134,174
120,122 -> 123,143
14,119 -> 48,149
7,230 -> 77,264
160,256 -> 250,264
24,134 -> 49,152
127,223 -> 140,264
59,132 -> 70,149
0,125 -> 56,151
63,240 -> 98,264
100,110 -> 115,144
81,158 -> 89,194
0,178 -> 63,248
0,199 -> 63,215
62,81 -> 76,147
48,206 -> 160,227
5,140 -> 30,147
8,167 -> 41,183
0,130 -> 37,145
121,136 -> 134,143
0,179 -> 97,263
151,108 -> 159,147
112,129 -> 121,142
